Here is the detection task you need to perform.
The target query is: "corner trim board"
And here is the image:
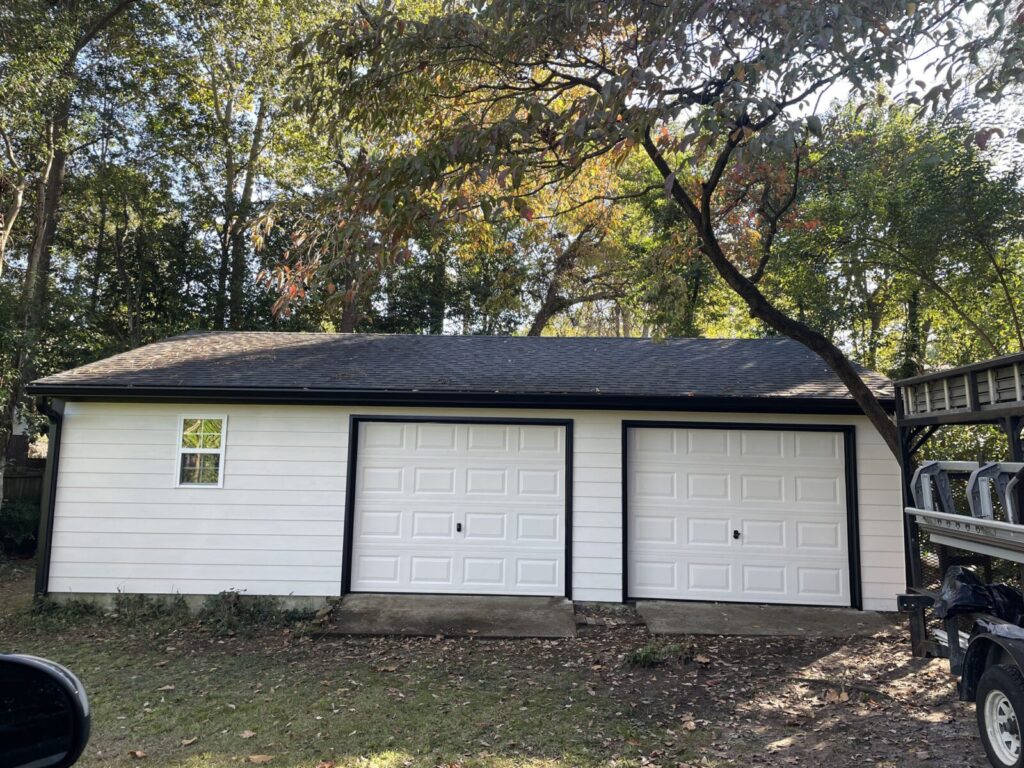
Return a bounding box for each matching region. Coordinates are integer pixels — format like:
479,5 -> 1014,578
35,398 -> 65,596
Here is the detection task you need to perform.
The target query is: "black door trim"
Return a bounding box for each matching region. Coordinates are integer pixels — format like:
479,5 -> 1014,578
621,420 -> 862,610
341,415 -> 574,599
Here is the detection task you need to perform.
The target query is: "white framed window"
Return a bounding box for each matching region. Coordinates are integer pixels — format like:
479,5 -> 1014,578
176,415 -> 227,487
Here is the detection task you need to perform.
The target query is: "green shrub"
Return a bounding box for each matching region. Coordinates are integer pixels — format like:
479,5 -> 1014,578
623,642 -> 686,667
0,500 -> 40,557
30,594 -> 104,627
197,590 -> 315,636
111,591 -> 191,624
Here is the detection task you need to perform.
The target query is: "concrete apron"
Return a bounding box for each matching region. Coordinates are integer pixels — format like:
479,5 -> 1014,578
637,600 -> 897,637
329,593 -> 578,638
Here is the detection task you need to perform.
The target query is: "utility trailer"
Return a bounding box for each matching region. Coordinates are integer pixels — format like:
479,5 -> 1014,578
898,353 -> 1024,768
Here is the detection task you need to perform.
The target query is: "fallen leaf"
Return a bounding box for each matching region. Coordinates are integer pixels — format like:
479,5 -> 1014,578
128,750 -> 147,759
240,731 -> 256,739
180,737 -> 198,747
158,684 -> 175,692
694,654 -> 711,664
248,756 -> 273,764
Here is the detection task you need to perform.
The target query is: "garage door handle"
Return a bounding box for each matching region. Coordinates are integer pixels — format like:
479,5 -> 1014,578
732,530 -> 740,540
456,523 -> 463,533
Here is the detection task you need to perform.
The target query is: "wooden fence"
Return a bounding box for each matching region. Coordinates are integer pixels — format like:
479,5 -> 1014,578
4,467 -> 44,504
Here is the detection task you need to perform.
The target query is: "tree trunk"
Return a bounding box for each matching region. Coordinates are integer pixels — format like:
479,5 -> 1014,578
227,226 -> 248,328
528,278 -> 565,337
0,177 -> 27,278
643,135 -> 900,457
89,180 -> 109,314
0,0 -> 137,489
681,261 -> 704,337
215,225 -> 231,329
227,97 -> 268,329
0,111 -> 70,482
428,252 -> 446,334
527,228 -> 594,336
111,197 -> 140,345
339,290 -> 361,333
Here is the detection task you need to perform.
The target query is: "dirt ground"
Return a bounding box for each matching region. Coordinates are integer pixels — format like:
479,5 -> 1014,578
0,560 -> 987,768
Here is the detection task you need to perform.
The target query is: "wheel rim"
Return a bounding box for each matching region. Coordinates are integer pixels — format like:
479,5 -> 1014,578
986,689 -> 1022,766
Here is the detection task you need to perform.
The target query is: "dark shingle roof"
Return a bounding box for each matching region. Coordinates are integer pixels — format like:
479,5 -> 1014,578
27,332 -> 892,407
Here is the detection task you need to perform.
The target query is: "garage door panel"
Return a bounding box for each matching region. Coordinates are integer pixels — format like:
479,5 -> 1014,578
466,468 -> 508,495
466,425 -> 509,452
464,556 -> 506,587
518,425 -> 563,454
409,556 -> 454,586
352,422 -> 566,596
633,559 -> 678,590
415,423 -> 459,450
793,431 -> 843,460
361,466 -> 405,494
411,510 -> 455,538
634,514 -> 678,544
688,517 -> 730,546
464,511 -> 505,539
740,431 -> 786,457
740,474 -> 783,502
628,426 -> 850,606
356,509 -> 403,539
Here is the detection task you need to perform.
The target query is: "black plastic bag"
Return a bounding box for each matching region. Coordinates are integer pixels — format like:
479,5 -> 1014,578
989,584 -> 1024,625
934,566 -> 1024,624
935,567 -> 993,619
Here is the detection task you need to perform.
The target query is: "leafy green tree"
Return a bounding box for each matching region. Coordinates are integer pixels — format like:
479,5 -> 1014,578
766,100 -> 1024,378
292,0 -> 1007,454
0,0 -> 142,483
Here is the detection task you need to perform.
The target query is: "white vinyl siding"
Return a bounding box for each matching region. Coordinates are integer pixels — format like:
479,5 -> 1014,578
48,403 -> 903,610
51,403 -> 347,597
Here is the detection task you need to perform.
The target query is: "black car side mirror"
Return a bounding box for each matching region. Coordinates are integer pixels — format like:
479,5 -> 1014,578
0,654 -> 90,768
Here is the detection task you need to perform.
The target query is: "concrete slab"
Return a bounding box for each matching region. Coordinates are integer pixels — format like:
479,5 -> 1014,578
330,593 -> 577,638
637,601 -> 897,637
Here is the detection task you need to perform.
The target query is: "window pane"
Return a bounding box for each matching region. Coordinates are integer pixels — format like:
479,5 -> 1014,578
179,453 -> 200,484
199,454 -> 220,484
202,419 -> 223,435
201,433 -> 221,449
181,419 -> 202,448
180,453 -> 220,485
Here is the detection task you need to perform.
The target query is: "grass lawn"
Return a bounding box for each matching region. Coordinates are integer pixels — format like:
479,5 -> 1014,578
0,559 -> 986,768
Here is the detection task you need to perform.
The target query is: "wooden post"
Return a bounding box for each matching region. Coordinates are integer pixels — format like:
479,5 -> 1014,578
897,390 -> 930,652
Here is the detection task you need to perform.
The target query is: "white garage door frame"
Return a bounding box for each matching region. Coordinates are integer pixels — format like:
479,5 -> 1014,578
341,415 -> 574,598
622,420 -> 862,609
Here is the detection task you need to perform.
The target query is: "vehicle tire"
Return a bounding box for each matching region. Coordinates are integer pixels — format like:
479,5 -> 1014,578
977,664 -> 1024,768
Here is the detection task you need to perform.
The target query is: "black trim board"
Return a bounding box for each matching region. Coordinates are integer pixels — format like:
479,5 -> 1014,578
35,398 -> 64,595
341,415 -> 574,599
24,384 -> 892,416
620,420 -> 863,610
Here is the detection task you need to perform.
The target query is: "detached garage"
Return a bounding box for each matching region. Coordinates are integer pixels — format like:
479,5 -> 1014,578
26,332 -> 904,611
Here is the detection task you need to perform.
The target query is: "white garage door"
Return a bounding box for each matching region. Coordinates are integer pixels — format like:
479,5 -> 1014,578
350,421 -> 567,596
627,426 -> 851,606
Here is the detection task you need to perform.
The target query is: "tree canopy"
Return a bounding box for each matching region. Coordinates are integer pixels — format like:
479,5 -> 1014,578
2,0 -> 1024,468
284,0 -> 1024,454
